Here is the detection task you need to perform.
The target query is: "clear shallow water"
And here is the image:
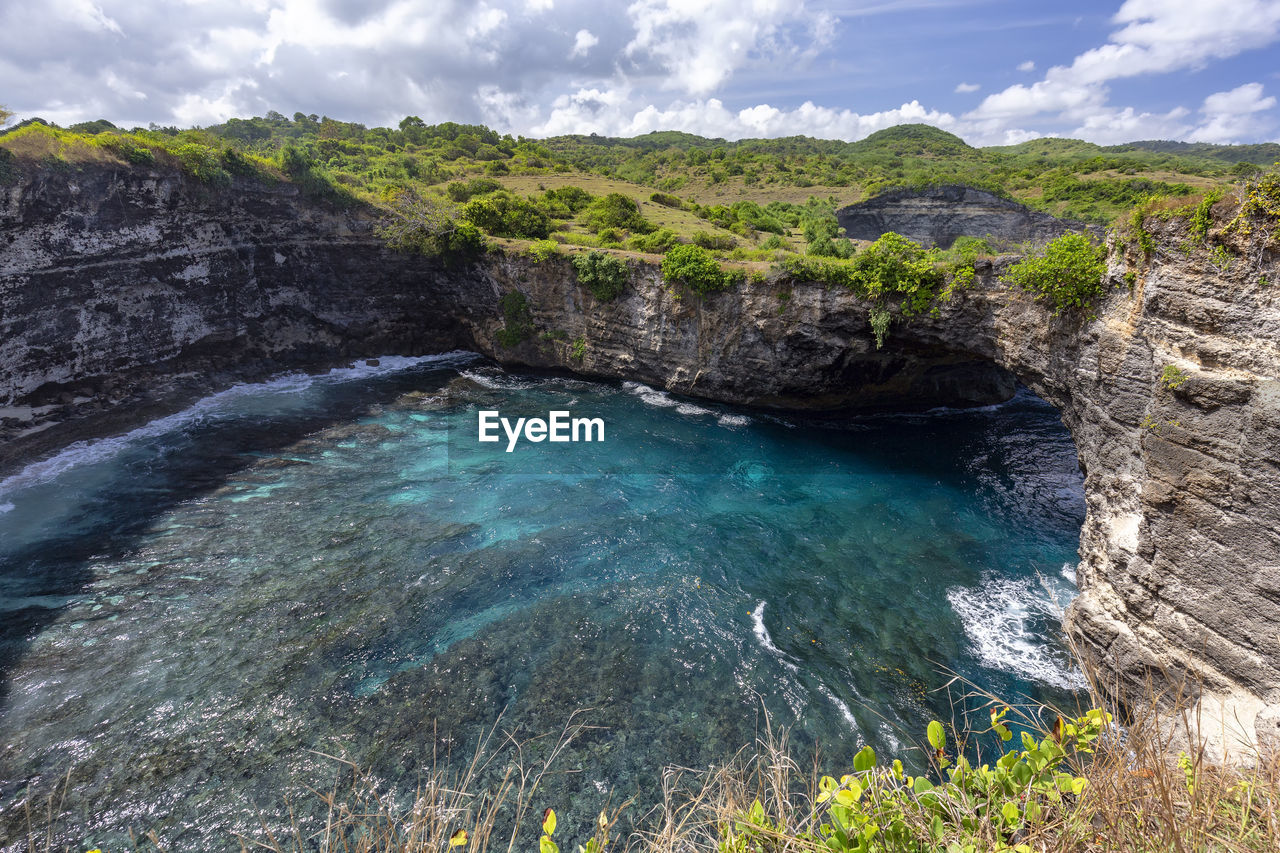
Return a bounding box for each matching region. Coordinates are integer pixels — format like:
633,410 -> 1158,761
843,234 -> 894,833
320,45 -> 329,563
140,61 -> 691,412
0,354 -> 1085,849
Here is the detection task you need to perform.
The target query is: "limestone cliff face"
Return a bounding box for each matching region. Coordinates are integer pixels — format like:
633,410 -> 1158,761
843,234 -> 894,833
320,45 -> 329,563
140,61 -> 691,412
2,164 -> 1278,758
836,185 -> 1099,249
0,165 -> 480,466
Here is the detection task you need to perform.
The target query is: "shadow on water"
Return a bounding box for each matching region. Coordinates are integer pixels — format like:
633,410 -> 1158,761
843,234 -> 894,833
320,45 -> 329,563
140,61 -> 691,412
0,359 -> 473,717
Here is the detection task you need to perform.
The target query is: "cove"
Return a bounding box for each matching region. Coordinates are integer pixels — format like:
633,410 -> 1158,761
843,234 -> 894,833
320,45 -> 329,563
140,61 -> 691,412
0,354 -> 1085,849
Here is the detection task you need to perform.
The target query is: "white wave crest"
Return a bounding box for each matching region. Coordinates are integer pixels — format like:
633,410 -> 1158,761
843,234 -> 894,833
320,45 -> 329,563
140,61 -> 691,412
946,575 -> 1086,691
458,370 -> 542,391
622,381 -> 678,408
0,352 -> 474,502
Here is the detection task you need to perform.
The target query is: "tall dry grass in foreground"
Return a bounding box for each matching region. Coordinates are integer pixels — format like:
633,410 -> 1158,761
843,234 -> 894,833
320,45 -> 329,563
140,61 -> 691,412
21,672 -> 1280,852
225,670 -> 1280,853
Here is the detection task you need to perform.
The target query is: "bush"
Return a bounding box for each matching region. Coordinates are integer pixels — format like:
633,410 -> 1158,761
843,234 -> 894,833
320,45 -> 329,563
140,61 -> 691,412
495,290 -> 534,347
692,230 -> 737,250
808,234 -> 855,258
727,707 -> 1110,853
528,239 -> 561,262
462,190 -> 553,239
279,145 -> 354,206
628,227 -> 679,253
1001,232 -> 1108,314
96,134 -> 156,166
544,185 -> 595,213
571,250 -> 629,301
173,142 -> 230,184
649,191 -> 683,208
582,192 -> 655,234
445,177 -> 503,202
377,188 -> 485,257
661,244 -> 741,294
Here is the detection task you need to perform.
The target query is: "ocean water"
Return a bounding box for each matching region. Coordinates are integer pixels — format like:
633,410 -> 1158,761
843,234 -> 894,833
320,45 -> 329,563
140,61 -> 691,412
0,354 -> 1086,849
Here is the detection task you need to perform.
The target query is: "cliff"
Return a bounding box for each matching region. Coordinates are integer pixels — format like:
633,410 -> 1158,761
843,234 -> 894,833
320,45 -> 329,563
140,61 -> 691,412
837,185 -> 1098,249
2,163 -> 1278,760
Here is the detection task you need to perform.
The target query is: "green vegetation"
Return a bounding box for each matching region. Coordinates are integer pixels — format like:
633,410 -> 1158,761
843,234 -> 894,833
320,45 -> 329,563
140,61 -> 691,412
571,250 -> 629,301
495,291 -> 534,347
5,111 -> 1275,340
582,192 -> 655,234
1189,188 -> 1226,241
1001,233 -> 1108,314
463,190 -> 553,238
661,244 -> 742,294
570,336 -> 586,362
1160,364 -> 1189,390
781,233 -> 944,307
1209,243 -> 1235,271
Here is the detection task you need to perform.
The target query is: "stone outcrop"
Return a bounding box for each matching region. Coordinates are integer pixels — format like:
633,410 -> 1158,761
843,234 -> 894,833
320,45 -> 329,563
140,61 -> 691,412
2,162 -> 1278,760
837,184 -> 1098,248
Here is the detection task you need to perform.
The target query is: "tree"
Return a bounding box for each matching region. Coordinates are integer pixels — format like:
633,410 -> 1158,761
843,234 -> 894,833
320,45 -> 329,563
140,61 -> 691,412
0,105 -> 13,127
376,187 -> 463,254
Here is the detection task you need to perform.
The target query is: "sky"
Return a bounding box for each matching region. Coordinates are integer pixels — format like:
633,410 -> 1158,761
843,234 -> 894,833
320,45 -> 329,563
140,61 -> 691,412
2,0 -> 1279,146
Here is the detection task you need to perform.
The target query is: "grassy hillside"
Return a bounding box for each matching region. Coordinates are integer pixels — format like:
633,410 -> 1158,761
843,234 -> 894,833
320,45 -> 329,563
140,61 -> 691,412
2,112 -> 1275,269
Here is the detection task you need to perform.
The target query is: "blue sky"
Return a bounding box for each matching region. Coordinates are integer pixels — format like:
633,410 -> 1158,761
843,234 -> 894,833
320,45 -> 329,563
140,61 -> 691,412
2,0 -> 1278,145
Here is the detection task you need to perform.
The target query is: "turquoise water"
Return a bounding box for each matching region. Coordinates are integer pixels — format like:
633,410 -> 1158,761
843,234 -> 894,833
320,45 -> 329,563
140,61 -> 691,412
0,354 -> 1085,849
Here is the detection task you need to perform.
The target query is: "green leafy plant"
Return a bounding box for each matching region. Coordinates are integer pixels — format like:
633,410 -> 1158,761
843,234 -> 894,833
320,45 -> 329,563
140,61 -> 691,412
571,250 -> 629,301
1001,233 -> 1107,314
1129,206 -> 1156,256
570,336 -> 586,362
649,191 -> 683,208
528,239 -> 562,262
1189,188 -> 1225,241
463,190 -> 553,239
868,306 -> 892,349
582,192 -> 655,234
661,244 -> 741,294
1208,243 -> 1234,271
726,708 -> 1109,853
496,290 -> 534,347
1160,364 -> 1188,390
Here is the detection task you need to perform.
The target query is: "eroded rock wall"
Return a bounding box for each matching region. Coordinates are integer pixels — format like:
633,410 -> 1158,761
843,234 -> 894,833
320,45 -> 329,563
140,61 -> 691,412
836,185 -> 1099,248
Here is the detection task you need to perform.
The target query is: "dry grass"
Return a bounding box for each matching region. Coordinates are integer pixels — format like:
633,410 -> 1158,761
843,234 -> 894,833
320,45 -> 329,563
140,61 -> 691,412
19,670 -> 1280,852
0,123 -> 122,167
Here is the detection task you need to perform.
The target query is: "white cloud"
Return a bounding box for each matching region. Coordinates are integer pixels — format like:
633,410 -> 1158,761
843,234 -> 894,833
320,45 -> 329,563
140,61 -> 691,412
569,28 -> 598,58
2,0 -> 1277,148
1016,60 -> 1035,72
962,0 -> 1280,140
55,0 -> 122,35
624,0 -> 832,97
1189,82 -> 1278,143
972,0 -> 1280,127
530,85 -> 961,141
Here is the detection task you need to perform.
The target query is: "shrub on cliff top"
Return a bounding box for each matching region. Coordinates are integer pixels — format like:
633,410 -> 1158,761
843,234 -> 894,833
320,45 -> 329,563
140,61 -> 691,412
661,244 -> 742,294
780,232 -> 943,316
571,250 -> 629,301
1001,232 -> 1108,314
462,190 -> 552,239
